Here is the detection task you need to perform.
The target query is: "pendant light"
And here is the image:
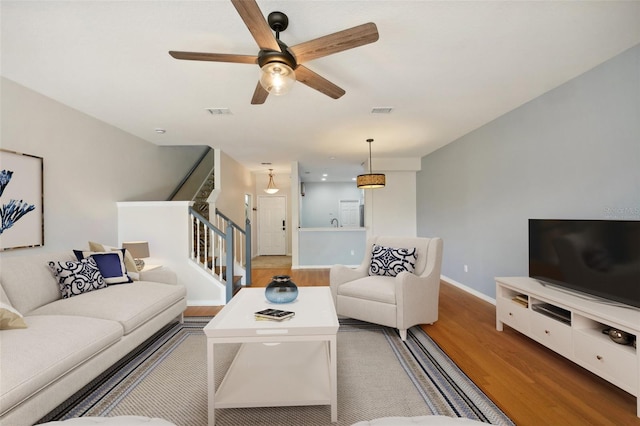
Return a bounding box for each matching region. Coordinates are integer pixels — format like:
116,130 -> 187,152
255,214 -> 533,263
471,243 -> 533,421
264,169 -> 279,194
357,139 -> 385,189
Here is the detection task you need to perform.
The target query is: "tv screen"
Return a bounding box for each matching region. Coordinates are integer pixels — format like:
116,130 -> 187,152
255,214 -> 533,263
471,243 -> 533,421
529,219 -> 640,309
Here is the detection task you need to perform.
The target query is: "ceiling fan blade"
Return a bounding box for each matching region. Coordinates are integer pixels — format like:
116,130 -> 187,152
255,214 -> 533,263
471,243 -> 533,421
169,51 -> 257,64
230,0 -> 280,52
295,66 -> 345,99
290,22 -> 379,63
251,81 -> 269,105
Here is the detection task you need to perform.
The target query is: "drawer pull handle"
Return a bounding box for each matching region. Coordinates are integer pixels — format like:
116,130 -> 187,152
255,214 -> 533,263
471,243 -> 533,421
508,312 -> 513,316
544,330 -> 550,335
596,355 -> 603,361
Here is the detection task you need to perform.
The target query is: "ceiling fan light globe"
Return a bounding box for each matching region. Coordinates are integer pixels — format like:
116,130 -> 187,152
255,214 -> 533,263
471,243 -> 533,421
260,62 -> 296,96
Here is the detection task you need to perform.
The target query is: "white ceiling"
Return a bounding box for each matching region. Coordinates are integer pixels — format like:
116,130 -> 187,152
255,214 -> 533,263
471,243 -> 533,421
2,1 -> 640,182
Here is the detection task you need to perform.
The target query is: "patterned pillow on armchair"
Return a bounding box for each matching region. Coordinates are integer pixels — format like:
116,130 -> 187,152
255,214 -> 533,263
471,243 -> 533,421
369,244 -> 418,277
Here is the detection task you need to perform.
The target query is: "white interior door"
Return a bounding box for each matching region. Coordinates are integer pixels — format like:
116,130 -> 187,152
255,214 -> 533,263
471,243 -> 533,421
258,195 -> 287,255
339,200 -> 360,227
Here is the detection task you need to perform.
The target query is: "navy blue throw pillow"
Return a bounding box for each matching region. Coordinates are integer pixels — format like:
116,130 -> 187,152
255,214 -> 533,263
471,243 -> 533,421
74,250 -> 132,285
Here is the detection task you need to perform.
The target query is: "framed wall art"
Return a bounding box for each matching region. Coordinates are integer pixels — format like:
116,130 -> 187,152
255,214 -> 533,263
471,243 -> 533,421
0,149 -> 44,250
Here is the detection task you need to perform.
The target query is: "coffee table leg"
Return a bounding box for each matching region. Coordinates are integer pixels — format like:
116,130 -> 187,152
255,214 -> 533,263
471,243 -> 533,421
330,336 -> 337,423
208,340 -> 216,426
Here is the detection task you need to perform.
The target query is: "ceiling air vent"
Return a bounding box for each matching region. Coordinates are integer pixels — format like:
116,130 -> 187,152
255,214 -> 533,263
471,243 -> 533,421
371,107 -> 393,114
206,108 -> 232,115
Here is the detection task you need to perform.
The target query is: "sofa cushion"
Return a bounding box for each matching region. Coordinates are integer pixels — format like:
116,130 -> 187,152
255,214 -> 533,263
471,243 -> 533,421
28,282 -> 187,334
338,275 -> 396,304
0,314 -> 123,416
369,244 -> 417,277
0,251 -> 75,314
48,258 -> 107,298
74,250 -> 132,285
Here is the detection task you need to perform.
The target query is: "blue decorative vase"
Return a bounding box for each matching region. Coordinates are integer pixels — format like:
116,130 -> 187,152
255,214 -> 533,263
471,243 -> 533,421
265,275 -> 298,304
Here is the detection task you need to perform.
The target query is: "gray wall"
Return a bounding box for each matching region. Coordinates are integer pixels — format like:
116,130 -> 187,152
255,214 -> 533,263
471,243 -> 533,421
1,77 -> 206,255
300,182 -> 363,228
416,44 -> 640,299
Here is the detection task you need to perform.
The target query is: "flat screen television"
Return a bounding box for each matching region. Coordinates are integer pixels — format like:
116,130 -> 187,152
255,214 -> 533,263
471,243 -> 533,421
529,219 -> 640,309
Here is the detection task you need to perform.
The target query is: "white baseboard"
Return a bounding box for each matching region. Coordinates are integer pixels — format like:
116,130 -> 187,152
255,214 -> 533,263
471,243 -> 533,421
441,275 -> 496,306
187,299 -> 221,306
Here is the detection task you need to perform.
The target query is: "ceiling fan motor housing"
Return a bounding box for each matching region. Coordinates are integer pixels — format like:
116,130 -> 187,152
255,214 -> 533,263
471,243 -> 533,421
259,12 -> 297,69
268,11 -> 289,32
258,46 -> 297,69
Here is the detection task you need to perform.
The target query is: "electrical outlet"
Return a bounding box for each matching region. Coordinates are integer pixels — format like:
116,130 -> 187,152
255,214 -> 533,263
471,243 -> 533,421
464,265 -> 469,272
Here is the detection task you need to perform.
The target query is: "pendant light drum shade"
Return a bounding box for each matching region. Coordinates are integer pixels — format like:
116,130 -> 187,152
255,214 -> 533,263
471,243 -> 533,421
356,173 -> 385,188
357,138 -> 386,189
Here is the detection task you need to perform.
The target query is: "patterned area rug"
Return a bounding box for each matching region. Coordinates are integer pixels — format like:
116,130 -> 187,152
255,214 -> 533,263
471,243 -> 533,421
40,318 -> 514,425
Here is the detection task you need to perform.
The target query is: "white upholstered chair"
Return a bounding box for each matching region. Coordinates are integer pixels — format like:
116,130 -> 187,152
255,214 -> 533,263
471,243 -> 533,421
330,236 -> 443,340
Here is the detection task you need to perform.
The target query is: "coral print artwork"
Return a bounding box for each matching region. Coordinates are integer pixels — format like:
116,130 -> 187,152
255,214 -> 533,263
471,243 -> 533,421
0,150 -> 43,250
0,170 -> 36,233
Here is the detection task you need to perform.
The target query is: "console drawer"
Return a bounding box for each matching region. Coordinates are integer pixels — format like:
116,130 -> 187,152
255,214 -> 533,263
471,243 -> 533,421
574,332 -> 637,394
497,297 -> 530,334
530,314 -> 572,358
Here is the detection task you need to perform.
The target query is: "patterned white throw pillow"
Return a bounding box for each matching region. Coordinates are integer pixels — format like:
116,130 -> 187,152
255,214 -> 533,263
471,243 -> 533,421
369,244 -> 418,277
48,257 -> 107,298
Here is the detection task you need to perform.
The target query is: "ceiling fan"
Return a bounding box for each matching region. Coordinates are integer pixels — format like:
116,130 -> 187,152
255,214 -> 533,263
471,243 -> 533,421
169,0 -> 379,104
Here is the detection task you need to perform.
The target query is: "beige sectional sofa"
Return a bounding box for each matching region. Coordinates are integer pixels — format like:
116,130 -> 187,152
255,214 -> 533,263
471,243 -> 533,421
0,251 -> 187,426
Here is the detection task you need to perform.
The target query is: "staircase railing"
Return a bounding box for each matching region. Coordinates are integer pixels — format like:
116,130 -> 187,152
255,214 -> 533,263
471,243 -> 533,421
214,209 -> 252,286
189,207 -> 236,302
168,147 -> 214,202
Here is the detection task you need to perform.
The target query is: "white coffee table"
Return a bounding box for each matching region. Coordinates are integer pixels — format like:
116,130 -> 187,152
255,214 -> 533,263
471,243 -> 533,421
204,287 -> 339,425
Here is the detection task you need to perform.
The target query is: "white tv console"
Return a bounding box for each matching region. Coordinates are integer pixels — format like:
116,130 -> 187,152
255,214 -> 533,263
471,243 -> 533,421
495,277 -> 640,417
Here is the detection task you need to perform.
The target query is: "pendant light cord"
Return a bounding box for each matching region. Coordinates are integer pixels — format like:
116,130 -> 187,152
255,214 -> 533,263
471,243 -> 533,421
367,138 -> 374,174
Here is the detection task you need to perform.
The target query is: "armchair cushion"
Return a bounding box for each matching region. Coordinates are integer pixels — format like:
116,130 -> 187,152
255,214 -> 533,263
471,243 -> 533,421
339,275 -> 396,304
369,245 -> 417,277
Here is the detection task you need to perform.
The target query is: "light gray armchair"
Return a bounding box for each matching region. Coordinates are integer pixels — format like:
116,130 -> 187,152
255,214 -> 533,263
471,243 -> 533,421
330,236 -> 443,340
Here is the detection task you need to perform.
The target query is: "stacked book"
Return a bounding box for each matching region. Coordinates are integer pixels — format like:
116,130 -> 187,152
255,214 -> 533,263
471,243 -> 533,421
512,294 -> 529,308
254,308 -> 295,321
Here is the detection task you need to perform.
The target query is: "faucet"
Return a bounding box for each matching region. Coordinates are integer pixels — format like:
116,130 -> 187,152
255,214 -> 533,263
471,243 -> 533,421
330,218 -> 339,227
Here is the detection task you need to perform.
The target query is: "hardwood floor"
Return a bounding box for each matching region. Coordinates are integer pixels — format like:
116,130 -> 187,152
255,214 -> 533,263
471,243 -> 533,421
185,268 -> 640,425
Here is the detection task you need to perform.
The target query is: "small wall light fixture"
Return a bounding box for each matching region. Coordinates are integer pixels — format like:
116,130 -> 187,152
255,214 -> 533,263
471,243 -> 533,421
357,139 -> 386,189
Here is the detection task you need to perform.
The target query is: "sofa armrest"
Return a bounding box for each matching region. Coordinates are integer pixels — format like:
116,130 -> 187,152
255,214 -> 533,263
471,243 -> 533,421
139,268 -> 178,285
